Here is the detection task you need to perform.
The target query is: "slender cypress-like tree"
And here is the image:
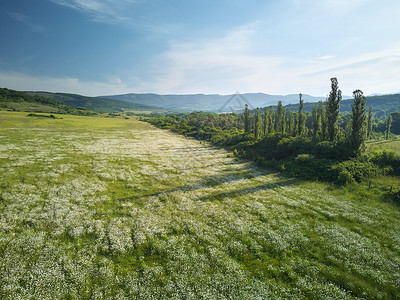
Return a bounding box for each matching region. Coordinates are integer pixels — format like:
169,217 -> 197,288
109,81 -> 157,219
350,89 -> 367,156
254,108 -> 261,139
263,107 -> 268,136
386,114 -> 392,140
268,106 -> 275,133
297,93 -> 305,136
276,101 -> 285,133
367,106 -> 373,139
276,102 -> 281,132
326,77 -> 342,142
244,104 -> 250,134
312,107 -> 321,139
288,111 -> 295,136
318,101 -> 327,140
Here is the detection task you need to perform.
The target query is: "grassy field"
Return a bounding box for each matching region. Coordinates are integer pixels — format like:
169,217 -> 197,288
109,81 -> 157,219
367,138 -> 400,155
1,111 -> 400,299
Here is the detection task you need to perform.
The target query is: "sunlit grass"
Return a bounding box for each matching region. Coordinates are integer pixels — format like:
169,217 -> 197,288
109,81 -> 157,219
0,111 -> 399,299
367,137 -> 400,155
0,111 -> 151,130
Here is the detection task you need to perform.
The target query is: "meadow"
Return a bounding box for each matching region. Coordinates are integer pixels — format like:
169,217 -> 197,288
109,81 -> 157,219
0,111 -> 399,299
368,138 -> 400,155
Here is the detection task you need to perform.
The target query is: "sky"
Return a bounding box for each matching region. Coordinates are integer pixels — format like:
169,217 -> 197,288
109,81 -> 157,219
0,0 -> 399,97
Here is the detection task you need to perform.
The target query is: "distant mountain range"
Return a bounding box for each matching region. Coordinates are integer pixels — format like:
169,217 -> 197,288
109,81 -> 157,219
100,93 -> 330,113
2,87 -> 399,120
101,92 -> 399,119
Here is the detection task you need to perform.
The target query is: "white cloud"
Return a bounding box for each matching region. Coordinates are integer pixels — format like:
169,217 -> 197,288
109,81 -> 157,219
50,0 -> 139,24
317,55 -> 335,60
8,12 -> 45,33
144,23 -> 291,94
301,45 -> 400,94
0,71 -> 133,96
291,0 -> 373,14
140,21 -> 400,96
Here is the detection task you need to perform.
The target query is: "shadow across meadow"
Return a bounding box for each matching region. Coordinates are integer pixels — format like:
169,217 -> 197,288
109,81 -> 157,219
114,162 -> 297,204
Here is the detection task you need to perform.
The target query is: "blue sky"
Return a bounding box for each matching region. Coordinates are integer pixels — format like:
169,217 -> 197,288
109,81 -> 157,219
0,0 -> 399,96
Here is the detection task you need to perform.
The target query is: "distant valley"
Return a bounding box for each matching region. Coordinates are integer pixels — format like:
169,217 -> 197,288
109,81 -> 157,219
101,92 -> 326,112
2,87 -> 400,119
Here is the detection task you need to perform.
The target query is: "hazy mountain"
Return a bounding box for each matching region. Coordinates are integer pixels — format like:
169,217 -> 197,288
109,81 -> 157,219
101,93 -> 326,113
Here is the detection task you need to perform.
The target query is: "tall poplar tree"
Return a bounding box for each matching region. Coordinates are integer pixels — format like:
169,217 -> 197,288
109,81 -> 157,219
297,93 -> 305,136
254,108 -> 261,139
350,89 -> 367,156
263,107 -> 268,136
312,106 -> 321,139
276,101 -> 285,133
268,106 -> 275,133
287,111 -> 295,135
244,104 -> 250,134
326,77 -> 342,142
318,101 -> 327,140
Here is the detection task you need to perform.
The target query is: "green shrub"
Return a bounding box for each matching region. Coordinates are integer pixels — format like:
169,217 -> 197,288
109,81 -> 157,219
295,153 -> 314,162
336,170 -> 354,186
313,141 -> 352,160
273,136 -> 313,160
370,150 -> 400,175
332,160 -> 380,183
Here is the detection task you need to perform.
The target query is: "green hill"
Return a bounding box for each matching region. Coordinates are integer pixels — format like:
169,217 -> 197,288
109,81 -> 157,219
0,88 -> 96,115
28,91 -> 166,113
285,93 -> 400,119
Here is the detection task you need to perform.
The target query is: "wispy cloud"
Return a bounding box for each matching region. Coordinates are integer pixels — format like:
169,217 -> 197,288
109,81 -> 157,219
144,23 -> 293,94
140,22 -> 400,96
8,12 -> 45,33
303,46 -> 400,76
317,55 -> 335,60
291,0 -> 373,15
298,45 -> 400,95
50,0 -> 139,24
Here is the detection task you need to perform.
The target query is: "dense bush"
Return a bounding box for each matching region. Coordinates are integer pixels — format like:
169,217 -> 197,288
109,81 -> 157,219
332,159 -> 380,183
370,150 -> 400,175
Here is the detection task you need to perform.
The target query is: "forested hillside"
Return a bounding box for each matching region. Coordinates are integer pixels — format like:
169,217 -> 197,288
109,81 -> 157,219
285,93 -> 400,119
28,91 -> 164,113
0,88 -> 96,115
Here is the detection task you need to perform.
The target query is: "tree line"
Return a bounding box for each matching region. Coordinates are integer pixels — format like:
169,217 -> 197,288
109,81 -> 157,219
147,78 -> 400,192
242,78 -> 393,156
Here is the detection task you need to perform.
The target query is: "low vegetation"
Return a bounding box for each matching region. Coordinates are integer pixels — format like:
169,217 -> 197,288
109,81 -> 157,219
28,91 -> 165,114
147,79 -> 400,203
0,88 -> 97,115
1,111 -> 399,299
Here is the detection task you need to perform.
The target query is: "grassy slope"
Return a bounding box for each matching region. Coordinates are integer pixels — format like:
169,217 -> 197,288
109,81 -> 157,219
0,111 -> 399,299
368,138 -> 400,155
0,88 -> 97,116
28,91 -> 166,113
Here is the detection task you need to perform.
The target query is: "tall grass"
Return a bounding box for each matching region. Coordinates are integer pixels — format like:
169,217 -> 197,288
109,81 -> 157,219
0,111 -> 399,299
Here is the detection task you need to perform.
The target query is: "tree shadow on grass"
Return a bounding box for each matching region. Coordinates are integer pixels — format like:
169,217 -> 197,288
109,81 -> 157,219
114,163 -> 297,205
195,178 -> 297,202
